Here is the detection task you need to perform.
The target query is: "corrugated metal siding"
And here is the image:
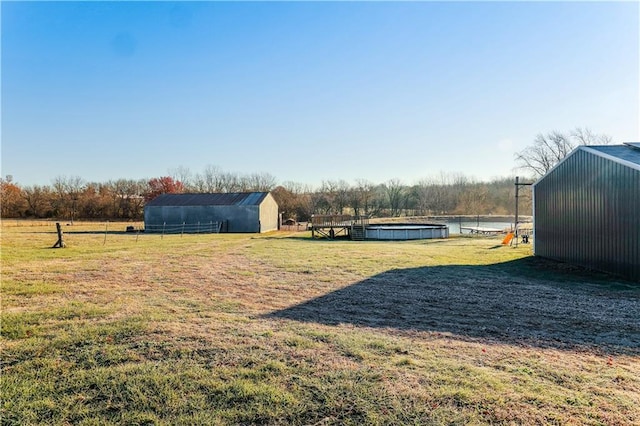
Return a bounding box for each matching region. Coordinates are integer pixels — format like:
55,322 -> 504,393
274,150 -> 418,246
144,205 -> 261,233
534,148 -> 640,281
143,192 -> 278,233
145,192 -> 268,207
238,192 -> 268,206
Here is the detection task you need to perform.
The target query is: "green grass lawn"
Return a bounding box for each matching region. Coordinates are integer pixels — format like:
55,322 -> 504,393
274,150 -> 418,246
1,221 -> 639,425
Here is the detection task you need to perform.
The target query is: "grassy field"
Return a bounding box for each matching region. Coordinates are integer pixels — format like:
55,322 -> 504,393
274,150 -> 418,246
1,221 -> 639,425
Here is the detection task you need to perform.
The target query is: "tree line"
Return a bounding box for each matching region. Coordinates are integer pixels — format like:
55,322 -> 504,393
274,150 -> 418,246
0,170 -> 531,222
4,126 -> 614,222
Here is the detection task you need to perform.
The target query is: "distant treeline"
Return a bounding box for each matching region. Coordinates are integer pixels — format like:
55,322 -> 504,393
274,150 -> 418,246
0,168 -> 532,222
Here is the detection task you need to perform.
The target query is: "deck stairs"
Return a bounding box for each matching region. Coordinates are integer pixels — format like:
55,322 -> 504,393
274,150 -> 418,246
351,225 -> 366,241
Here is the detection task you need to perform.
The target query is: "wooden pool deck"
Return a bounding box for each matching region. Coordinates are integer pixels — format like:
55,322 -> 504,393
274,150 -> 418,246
310,215 -> 369,240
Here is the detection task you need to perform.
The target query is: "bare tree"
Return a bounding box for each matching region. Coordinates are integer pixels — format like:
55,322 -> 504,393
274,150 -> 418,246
219,172 -> 242,193
246,172 -> 277,192
516,128 -> 612,178
414,177 -> 448,216
457,183 -> 489,215
412,172 -> 473,215
168,166 -> 193,190
384,178 -> 405,217
107,179 -> 145,218
571,127 -> 612,145
333,180 -> 351,215
205,165 -> 224,192
515,131 -> 573,178
22,185 -> 52,217
280,181 -> 310,195
319,181 -> 338,214
350,179 -> 375,217
311,191 -> 332,215
192,167 -> 276,194
52,175 -> 86,223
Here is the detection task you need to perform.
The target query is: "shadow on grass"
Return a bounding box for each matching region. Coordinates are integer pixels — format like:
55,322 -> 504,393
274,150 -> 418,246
266,257 -> 640,354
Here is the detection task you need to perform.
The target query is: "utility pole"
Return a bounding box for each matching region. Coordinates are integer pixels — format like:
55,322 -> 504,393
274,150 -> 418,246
514,176 -> 533,247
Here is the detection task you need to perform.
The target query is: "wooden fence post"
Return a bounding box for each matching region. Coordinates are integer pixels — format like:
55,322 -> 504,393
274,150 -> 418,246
52,222 -> 66,248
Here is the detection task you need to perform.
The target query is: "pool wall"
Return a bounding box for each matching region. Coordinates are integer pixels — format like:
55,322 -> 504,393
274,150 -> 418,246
365,224 -> 449,240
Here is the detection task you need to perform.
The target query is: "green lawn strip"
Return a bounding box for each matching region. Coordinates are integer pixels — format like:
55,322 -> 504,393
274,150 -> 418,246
1,279 -> 63,297
2,314 -> 637,425
1,302 -> 113,340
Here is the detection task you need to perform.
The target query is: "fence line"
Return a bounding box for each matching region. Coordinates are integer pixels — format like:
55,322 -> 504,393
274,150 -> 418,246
4,219 -> 57,227
280,223 -> 309,232
3,220 -> 231,249
144,221 -> 223,235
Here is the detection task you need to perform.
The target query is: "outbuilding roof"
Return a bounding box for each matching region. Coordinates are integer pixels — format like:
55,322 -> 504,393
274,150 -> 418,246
146,192 -> 270,207
584,143 -> 640,169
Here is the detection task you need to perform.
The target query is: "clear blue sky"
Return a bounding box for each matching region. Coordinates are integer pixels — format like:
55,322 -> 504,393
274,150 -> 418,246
2,1 -> 639,187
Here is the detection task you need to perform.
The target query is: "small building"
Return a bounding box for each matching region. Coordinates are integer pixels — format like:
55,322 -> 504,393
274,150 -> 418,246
533,143 -> 640,281
144,192 -> 279,234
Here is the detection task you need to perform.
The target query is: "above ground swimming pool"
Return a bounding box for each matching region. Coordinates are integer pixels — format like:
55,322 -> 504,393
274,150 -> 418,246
365,224 -> 449,240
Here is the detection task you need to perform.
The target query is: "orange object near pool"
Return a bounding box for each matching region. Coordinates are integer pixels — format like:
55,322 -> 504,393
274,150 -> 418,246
502,232 -> 514,245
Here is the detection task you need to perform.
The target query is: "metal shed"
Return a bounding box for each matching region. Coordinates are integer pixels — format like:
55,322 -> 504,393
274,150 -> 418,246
532,143 -> 640,281
144,192 -> 279,234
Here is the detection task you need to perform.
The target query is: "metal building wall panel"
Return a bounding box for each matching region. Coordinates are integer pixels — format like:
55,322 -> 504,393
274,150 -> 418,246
534,147 -> 640,281
144,205 -> 261,233
143,192 -> 277,233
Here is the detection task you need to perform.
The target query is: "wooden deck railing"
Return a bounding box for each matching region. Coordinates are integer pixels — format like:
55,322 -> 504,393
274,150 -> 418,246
311,215 -> 369,227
